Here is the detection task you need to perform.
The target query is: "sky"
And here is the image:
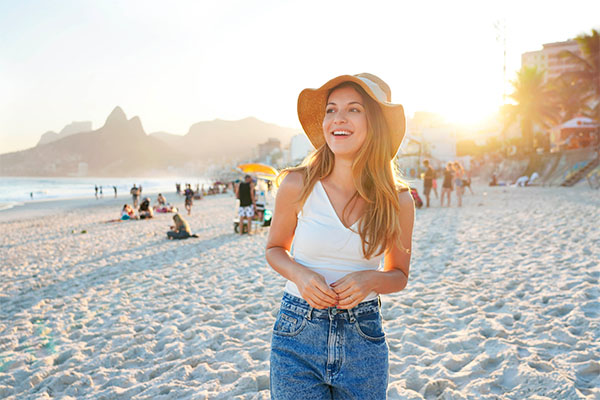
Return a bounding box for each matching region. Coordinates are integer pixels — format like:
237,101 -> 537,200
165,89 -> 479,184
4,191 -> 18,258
1,0 -> 599,153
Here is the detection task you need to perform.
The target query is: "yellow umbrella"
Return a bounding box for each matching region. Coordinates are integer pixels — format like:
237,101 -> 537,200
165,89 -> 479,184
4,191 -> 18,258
237,163 -> 278,180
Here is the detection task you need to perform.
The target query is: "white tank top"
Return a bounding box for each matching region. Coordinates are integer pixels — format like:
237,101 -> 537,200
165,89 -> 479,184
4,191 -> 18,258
284,181 -> 383,301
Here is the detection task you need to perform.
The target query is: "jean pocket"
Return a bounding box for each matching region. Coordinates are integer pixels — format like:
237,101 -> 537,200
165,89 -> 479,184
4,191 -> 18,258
273,309 -> 307,337
354,312 -> 385,342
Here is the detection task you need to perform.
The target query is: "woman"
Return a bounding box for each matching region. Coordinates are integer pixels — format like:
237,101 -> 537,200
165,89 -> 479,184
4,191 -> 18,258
453,161 -> 464,207
441,162 -> 454,207
138,197 -> 154,219
167,213 -> 192,239
265,73 -> 414,399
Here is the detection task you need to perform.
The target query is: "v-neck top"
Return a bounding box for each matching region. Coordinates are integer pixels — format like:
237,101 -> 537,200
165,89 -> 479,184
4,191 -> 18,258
284,181 -> 383,301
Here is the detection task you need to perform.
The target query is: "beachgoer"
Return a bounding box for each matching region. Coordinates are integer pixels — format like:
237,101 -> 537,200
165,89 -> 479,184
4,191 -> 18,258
121,204 -> 136,220
423,159 -> 434,207
139,197 -> 154,219
441,162 -> 454,207
99,186 -> 103,198
432,166 -> 439,199
113,185 -> 118,198
184,184 -> 194,215
130,184 -> 140,208
453,161 -> 464,207
167,213 -> 195,240
95,185 -> 98,199
265,73 -> 414,398
157,193 -> 166,206
30,192 -> 33,199
236,175 -> 255,235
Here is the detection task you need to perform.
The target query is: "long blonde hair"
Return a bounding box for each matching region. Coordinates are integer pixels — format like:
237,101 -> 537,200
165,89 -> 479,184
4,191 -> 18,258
279,82 -> 407,259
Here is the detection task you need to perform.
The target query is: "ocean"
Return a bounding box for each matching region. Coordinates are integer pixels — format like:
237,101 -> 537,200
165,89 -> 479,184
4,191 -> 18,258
0,177 -> 211,211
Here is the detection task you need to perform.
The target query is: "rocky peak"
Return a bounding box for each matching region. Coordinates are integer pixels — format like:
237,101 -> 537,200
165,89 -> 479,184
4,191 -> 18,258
104,106 -> 128,128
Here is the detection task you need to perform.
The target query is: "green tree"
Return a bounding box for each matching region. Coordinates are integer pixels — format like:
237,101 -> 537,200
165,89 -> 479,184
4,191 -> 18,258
547,75 -> 588,123
505,66 -> 559,153
559,29 -> 600,122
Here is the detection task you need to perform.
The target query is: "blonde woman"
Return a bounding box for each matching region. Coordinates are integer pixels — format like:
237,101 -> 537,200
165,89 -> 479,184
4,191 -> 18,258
266,73 -> 414,399
167,213 -> 192,240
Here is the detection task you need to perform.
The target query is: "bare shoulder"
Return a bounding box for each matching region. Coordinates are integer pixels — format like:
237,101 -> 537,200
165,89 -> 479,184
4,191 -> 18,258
277,170 -> 304,196
398,189 -> 414,207
397,187 -> 415,217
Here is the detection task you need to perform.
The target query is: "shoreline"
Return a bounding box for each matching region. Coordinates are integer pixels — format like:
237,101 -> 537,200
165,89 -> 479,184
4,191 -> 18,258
0,190 -> 181,223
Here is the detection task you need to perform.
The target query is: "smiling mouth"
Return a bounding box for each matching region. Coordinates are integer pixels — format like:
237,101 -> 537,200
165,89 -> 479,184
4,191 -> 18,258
332,130 -> 352,136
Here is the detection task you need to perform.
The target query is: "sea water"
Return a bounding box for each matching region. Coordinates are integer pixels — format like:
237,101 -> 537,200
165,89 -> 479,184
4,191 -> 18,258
0,177 -> 211,211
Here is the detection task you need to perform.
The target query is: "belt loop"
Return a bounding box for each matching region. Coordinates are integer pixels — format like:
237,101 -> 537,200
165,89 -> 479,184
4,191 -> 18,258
306,306 -> 313,321
347,307 -> 356,324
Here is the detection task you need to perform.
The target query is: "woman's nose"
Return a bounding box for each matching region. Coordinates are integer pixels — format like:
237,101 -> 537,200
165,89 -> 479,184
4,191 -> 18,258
333,110 -> 348,123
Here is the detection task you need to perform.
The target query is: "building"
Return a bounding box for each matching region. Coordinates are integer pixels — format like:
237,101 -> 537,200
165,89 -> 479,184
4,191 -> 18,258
257,138 -> 281,159
522,39 -> 583,82
289,134 -> 314,164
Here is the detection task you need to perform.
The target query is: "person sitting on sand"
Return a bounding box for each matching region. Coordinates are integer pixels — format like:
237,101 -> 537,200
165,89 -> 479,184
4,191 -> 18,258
106,204 -> 137,223
167,213 -> 197,240
139,197 -> 154,219
157,193 -> 166,206
121,204 -> 136,220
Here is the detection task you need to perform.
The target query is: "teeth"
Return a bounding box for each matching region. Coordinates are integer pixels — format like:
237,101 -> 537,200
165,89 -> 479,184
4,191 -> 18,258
333,130 -> 351,136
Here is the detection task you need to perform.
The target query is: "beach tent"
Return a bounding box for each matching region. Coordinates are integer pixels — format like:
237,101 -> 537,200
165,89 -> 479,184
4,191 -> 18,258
550,117 -> 599,150
237,163 -> 278,181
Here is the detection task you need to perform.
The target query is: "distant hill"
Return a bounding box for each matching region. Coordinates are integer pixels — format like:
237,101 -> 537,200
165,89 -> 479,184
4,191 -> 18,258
0,107 -> 185,177
149,117 -> 299,159
37,121 -> 93,146
0,108 -> 301,177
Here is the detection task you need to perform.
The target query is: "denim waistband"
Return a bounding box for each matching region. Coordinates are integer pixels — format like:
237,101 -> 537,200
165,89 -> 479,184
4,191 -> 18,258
280,292 -> 380,322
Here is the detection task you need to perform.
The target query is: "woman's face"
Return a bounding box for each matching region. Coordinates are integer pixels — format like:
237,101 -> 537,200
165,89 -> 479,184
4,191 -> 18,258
322,85 -> 368,159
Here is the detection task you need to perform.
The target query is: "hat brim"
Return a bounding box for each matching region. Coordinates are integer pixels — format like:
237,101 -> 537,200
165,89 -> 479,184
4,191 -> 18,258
297,75 -> 406,158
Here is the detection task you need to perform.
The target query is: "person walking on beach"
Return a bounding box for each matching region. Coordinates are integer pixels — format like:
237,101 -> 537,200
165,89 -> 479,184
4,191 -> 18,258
441,163 -> 454,207
113,185 -> 117,198
99,186 -> 103,198
95,185 -> 98,199
422,159 -> 434,207
184,184 -> 194,215
453,161 -> 464,207
236,175 -> 256,235
130,184 -> 140,208
266,73 -> 414,399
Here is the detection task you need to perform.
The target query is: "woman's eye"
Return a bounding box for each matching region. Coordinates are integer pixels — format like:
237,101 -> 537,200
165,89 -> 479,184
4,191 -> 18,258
326,108 -> 335,114
350,108 -> 361,113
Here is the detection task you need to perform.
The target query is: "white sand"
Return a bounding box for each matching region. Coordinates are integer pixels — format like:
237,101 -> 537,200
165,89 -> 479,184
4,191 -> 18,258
0,185 -> 598,399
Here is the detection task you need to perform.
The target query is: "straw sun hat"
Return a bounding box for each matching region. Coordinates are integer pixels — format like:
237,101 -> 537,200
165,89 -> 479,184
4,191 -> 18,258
297,73 -> 406,158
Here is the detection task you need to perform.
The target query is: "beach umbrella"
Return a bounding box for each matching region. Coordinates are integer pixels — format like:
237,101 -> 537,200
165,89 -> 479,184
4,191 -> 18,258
237,163 -> 278,181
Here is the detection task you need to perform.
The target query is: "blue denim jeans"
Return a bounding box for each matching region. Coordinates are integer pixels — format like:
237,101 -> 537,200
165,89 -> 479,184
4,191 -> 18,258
270,292 -> 388,399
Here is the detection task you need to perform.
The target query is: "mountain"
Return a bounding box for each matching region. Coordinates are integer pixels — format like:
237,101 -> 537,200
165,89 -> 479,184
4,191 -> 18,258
0,107 -> 185,177
37,121 -> 93,146
149,117 -> 299,159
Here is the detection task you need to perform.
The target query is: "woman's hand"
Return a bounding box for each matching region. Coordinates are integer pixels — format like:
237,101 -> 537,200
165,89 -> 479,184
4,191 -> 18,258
295,269 -> 338,310
330,270 -> 376,309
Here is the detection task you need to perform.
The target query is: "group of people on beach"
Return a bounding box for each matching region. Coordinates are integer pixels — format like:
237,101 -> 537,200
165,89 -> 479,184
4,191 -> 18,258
94,185 -> 118,199
110,191 -> 197,240
421,159 -> 473,208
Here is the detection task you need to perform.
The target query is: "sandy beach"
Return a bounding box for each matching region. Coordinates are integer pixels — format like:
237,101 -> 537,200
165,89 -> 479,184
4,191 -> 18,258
0,184 -> 598,399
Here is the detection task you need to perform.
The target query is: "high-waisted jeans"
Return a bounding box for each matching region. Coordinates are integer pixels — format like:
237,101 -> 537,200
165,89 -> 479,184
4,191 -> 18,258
270,292 -> 388,399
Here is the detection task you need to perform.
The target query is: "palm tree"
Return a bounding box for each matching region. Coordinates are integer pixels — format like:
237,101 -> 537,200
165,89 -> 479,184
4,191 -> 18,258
559,29 -> 600,123
548,75 -> 589,123
505,66 -> 559,153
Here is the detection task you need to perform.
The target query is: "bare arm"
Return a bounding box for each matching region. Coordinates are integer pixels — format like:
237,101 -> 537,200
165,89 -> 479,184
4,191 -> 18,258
265,172 -> 338,309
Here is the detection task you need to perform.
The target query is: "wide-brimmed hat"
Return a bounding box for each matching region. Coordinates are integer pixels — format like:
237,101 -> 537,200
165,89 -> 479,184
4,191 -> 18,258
297,73 -> 406,158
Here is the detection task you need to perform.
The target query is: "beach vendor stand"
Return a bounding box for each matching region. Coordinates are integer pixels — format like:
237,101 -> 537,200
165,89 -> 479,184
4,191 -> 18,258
233,163 -> 276,233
